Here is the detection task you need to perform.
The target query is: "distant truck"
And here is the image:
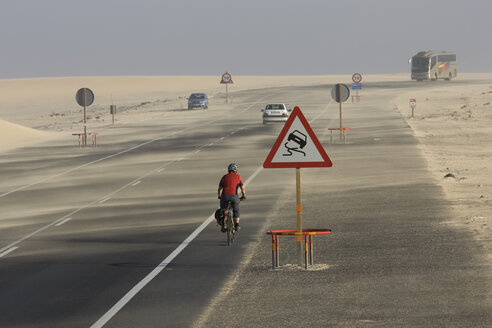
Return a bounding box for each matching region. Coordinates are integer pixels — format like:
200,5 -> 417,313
409,51 -> 457,81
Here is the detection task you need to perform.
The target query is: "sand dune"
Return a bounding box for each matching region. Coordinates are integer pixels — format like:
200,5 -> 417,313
0,119 -> 57,152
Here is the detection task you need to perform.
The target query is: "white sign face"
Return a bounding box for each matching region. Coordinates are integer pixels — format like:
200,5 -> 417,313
270,116 -> 324,163
352,73 -> 362,83
221,72 -> 233,84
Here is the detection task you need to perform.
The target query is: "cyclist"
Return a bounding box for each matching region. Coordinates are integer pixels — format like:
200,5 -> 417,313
218,163 -> 246,232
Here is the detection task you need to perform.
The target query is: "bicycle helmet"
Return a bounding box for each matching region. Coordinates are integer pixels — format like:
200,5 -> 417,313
227,163 -> 238,173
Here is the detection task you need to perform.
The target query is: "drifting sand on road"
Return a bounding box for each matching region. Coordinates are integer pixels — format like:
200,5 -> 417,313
0,73 -> 490,259
0,74 -> 406,151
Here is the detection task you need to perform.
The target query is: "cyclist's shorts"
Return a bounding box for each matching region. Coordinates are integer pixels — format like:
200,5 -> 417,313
220,194 -> 240,219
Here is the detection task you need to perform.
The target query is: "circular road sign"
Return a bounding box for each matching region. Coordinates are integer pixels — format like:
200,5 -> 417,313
352,73 -> 362,83
331,84 -> 350,103
221,72 -> 233,84
75,88 -> 94,107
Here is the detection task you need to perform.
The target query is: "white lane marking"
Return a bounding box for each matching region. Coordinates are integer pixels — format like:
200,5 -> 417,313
131,181 -> 142,187
0,203 -> 100,254
0,125 -> 200,200
0,158 -> 179,254
194,150 -> 201,154
219,137 -> 224,141
158,168 -> 165,172
0,95 -> 274,256
0,247 -> 19,258
244,165 -> 263,185
309,100 -> 333,124
90,165 -> 261,328
98,198 -> 111,204
55,218 -> 72,227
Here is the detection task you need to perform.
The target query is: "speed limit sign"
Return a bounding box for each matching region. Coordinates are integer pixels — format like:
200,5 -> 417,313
221,72 -> 233,84
352,73 -> 362,83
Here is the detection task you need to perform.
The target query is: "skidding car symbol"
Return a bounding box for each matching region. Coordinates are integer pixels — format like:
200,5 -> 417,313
287,130 -> 307,148
283,130 -> 307,156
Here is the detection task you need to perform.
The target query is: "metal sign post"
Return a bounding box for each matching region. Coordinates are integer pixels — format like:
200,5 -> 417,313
296,167 -> 302,265
331,84 -> 350,141
410,98 -> 416,117
263,106 -> 333,267
75,88 -> 94,147
110,105 -> 117,125
220,72 -> 233,104
83,89 -> 87,146
351,73 -> 363,103
338,86 -> 343,134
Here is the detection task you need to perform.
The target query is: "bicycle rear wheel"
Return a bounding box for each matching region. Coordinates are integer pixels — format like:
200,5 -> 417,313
226,205 -> 234,245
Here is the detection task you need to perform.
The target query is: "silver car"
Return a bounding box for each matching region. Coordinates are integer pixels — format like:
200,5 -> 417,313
188,93 -> 208,110
262,103 -> 290,124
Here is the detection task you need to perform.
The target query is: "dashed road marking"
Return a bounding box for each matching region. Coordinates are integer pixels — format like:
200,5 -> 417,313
0,247 -> 19,258
55,218 -> 72,227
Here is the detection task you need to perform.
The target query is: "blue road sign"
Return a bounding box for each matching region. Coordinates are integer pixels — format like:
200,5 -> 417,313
352,83 -> 362,90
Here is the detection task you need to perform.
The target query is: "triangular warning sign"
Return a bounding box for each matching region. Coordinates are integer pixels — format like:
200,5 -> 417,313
263,106 -> 333,168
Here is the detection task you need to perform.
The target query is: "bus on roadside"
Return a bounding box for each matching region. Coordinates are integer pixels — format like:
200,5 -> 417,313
409,50 -> 457,81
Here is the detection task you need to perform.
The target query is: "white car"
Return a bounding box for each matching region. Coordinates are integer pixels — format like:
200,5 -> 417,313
262,103 -> 290,124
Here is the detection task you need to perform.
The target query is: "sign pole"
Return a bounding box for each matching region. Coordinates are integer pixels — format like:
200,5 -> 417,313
296,167 -> 303,266
338,85 -> 343,140
83,88 -> 87,147
111,94 -> 115,125
220,72 -> 233,104
75,88 -> 94,147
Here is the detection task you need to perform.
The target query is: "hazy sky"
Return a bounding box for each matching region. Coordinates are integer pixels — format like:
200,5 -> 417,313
1,0 -> 491,79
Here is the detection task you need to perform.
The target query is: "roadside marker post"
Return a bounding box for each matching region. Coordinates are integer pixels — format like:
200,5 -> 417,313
110,105 -> 117,125
263,106 -> 333,267
351,73 -> 363,103
220,72 -> 233,104
410,98 -> 416,117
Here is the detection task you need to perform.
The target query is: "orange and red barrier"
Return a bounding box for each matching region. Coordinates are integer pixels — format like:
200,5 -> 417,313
266,229 -> 331,270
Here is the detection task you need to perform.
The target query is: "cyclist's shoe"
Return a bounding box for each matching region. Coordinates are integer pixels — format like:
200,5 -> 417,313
221,224 -> 227,233
234,223 -> 240,231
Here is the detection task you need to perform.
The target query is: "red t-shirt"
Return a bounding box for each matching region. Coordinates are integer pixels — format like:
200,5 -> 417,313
219,172 -> 244,195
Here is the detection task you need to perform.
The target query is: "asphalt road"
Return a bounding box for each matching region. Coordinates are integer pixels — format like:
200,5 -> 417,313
0,80 -> 490,328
